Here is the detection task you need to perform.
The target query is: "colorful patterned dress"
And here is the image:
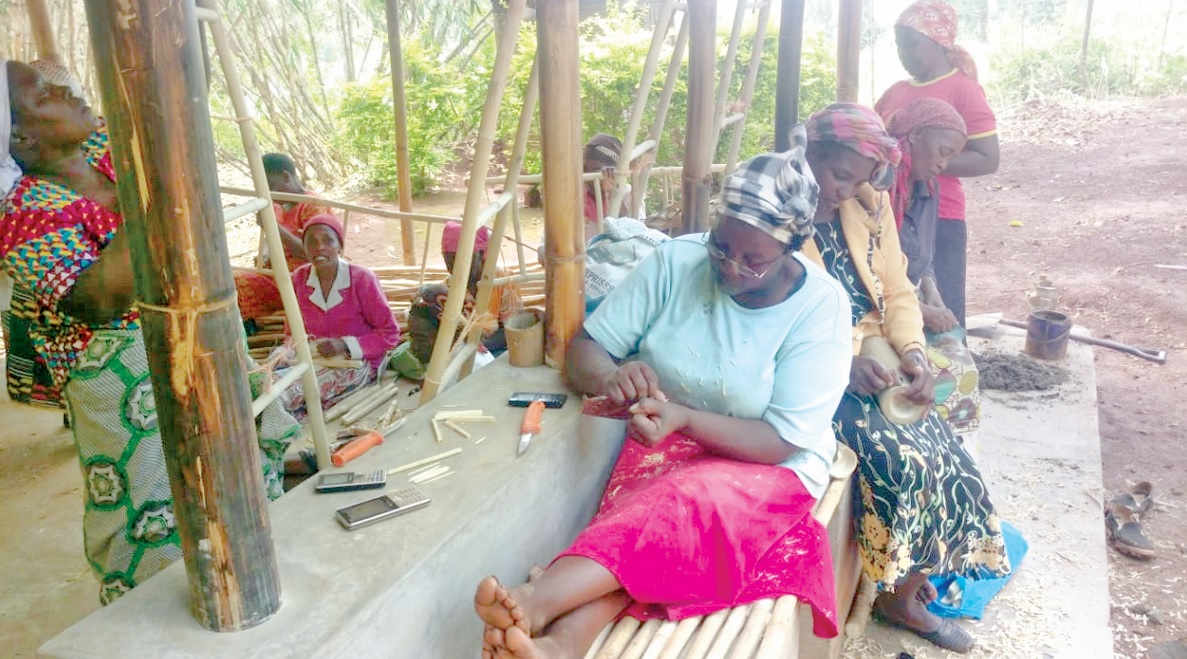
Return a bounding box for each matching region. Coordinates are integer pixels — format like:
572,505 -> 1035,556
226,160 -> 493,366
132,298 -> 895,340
2,276 -> 63,407
0,125 -> 298,604
812,218 -> 1009,590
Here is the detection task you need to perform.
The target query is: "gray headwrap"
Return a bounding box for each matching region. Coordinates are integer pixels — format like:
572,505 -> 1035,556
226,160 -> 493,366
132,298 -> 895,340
1,60 -> 22,199
717,125 -> 819,245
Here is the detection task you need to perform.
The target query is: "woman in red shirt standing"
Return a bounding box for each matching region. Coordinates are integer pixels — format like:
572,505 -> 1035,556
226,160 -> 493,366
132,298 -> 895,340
875,0 -> 999,328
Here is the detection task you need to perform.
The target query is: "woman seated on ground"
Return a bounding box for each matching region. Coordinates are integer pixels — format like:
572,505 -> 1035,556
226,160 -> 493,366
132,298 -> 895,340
2,60 -> 297,603
473,146 -> 853,658
885,98 -> 982,435
799,103 -> 1009,653
272,214 -> 401,418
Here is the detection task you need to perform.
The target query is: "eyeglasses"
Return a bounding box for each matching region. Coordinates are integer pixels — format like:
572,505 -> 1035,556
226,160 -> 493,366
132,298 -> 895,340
705,235 -> 785,279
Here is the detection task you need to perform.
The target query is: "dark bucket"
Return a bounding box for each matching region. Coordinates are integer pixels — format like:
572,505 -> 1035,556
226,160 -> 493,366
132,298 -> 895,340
1024,310 -> 1071,360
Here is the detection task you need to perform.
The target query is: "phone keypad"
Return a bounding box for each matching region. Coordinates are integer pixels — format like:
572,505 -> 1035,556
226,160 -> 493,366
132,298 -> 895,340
388,486 -> 430,508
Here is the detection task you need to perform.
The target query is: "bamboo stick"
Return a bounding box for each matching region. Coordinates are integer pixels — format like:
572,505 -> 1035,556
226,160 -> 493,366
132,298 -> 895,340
620,618 -> 663,659
85,0 -> 279,630
639,620 -> 679,659
681,0 -> 716,235
25,0 -> 61,63
537,0 -> 585,369
725,599 -> 774,659
220,186 -> 458,225
383,0 -> 417,265
658,617 -> 702,659
844,574 -> 878,639
753,596 -> 800,659
681,609 -> 730,659
407,462 -> 442,478
443,419 -> 470,439
583,624 -> 615,659
419,0 -> 527,403
724,0 -> 773,174
327,382 -> 395,422
246,332 -> 287,346
387,448 -> 462,475
595,617 -> 642,659
418,470 -> 454,485
637,16 -> 689,200
431,419 -> 443,443
712,0 -> 750,138
342,383 -> 399,426
704,604 -> 752,659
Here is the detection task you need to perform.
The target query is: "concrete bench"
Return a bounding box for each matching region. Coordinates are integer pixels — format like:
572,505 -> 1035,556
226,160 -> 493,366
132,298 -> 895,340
581,443 -> 859,659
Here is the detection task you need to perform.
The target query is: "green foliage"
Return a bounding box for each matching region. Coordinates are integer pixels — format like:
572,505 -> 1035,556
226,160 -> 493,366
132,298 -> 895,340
990,34 -> 1187,103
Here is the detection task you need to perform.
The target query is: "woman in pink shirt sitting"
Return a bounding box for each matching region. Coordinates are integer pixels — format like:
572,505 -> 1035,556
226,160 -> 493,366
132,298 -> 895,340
274,214 -> 401,418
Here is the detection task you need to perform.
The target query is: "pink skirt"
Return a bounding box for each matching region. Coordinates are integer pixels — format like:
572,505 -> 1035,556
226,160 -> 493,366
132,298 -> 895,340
557,432 -> 839,638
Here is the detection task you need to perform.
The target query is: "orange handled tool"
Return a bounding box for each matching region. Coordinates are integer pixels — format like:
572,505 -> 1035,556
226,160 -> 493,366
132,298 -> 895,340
331,431 -> 385,467
517,400 -> 545,456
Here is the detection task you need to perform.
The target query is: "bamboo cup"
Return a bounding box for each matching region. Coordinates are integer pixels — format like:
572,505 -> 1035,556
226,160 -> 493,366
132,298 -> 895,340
858,336 -> 928,425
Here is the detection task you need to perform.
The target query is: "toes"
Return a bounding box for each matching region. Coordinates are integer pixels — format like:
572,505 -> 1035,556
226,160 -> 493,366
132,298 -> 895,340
504,626 -> 536,658
475,576 -> 502,607
485,625 -> 506,649
528,565 -> 546,583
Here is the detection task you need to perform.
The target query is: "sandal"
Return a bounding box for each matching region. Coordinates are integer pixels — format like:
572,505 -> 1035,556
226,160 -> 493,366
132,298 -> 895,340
1110,481 -> 1154,515
1105,502 -> 1155,559
916,618 -> 975,654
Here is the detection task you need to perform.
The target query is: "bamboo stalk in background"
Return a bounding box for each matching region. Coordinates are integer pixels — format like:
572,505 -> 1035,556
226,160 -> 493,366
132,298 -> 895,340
836,0 -> 861,103
84,0 -> 279,631
419,0 -> 528,403
384,0 -> 418,265
537,0 -> 585,367
25,0 -> 62,63
636,15 -> 689,205
724,0 -> 773,173
680,0 -> 717,235
773,0 -> 806,152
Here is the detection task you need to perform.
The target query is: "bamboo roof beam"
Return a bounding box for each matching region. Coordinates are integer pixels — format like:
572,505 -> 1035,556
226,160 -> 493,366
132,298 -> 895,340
84,0 -> 280,631
384,0 -> 418,265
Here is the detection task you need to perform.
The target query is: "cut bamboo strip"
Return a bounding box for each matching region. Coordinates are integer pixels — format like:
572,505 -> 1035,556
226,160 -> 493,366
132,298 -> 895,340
752,596 -> 799,659
312,357 -> 364,369
418,470 -> 454,485
325,384 -> 388,422
406,462 -> 442,478
681,609 -> 729,659
594,617 -> 642,659
657,617 -> 701,659
409,465 -> 450,484
473,436 -> 487,445
725,599 -> 773,659
620,618 -> 662,659
342,384 -> 400,426
443,419 -> 470,439
431,419 -> 443,443
387,448 -> 463,475
583,623 -> 614,659
432,410 -> 486,420
704,604 -> 752,659
246,332 -> 286,347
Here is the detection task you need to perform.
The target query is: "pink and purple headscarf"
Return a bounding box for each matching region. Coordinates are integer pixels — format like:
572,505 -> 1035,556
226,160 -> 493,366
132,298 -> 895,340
805,103 -> 902,188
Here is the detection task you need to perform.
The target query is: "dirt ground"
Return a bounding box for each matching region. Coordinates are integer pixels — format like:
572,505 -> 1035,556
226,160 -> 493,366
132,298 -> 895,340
964,95 -> 1187,658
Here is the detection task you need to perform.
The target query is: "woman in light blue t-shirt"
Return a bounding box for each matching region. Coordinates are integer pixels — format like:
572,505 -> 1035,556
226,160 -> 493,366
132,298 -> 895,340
474,136 -> 853,659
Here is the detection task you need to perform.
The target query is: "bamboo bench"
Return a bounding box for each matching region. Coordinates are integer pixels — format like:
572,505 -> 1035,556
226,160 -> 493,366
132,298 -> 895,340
582,443 -> 860,659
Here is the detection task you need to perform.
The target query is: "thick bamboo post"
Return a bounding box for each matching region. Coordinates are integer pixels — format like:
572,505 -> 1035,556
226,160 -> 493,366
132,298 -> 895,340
681,0 -> 717,235
385,0 -> 417,265
420,0 -> 528,402
84,0 -> 280,631
24,0 -> 62,64
836,0 -> 861,103
774,0 -> 806,151
537,0 -> 584,367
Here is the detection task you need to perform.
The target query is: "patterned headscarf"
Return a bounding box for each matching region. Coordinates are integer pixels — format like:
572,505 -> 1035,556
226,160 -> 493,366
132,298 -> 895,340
805,103 -> 902,189
30,59 -> 85,100
583,133 -> 622,172
717,126 -> 819,246
886,98 -> 966,227
1,60 -> 23,199
897,0 -> 978,82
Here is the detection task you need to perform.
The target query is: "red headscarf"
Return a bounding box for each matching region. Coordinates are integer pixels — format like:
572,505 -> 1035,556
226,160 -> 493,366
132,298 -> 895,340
304,213 -> 345,246
441,220 -> 490,254
896,0 -> 978,82
885,98 -> 967,228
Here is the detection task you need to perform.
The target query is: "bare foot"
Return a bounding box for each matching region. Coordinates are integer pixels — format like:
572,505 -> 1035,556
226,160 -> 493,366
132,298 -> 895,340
528,565 -> 546,583
499,626 -> 577,659
915,577 -> 938,606
475,576 -> 531,633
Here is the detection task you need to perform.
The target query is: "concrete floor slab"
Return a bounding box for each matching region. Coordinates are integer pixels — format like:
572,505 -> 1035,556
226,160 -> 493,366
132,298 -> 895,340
846,327 -> 1113,658
39,362 -> 621,659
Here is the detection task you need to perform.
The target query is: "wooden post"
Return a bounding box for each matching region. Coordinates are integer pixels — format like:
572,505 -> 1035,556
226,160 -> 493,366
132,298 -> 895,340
420,0 -> 528,401
681,0 -> 717,235
84,0 -> 281,631
1079,0 -> 1095,92
24,0 -> 62,64
774,0 -> 805,151
537,0 -> 584,367
385,0 -> 418,265
836,0 -> 861,103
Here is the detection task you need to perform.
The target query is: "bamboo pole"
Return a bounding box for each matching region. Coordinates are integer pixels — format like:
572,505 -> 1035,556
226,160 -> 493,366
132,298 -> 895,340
712,0 -> 749,138
637,16 -> 689,203
24,0 -> 62,64
836,0 -> 861,103
621,618 -> 662,659
384,0 -> 417,265
608,0 -> 677,216
83,0 -> 279,631
658,617 -> 702,659
773,0 -> 806,151
681,0 -> 717,235
753,596 -> 800,659
724,0 -> 773,173
704,604 -> 752,659
682,608 -> 730,659
420,0 -> 528,402
537,0 -> 585,367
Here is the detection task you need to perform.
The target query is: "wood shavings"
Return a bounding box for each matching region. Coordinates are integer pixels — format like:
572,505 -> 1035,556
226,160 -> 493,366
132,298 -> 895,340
419,470 -> 454,485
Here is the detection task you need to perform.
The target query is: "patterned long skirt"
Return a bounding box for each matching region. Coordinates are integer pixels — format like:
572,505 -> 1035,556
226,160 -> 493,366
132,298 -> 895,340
557,432 -> 839,638
63,329 -> 298,604
833,393 -> 1010,591
2,284 -> 63,407
927,328 -> 981,435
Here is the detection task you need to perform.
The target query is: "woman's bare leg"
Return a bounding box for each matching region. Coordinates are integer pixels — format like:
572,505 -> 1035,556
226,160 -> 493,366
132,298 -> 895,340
475,556 -> 621,641
497,591 -> 630,659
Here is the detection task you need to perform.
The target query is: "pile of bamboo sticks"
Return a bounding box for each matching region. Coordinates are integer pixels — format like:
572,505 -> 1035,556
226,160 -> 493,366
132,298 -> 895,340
373,262 -> 547,327
246,314 -> 287,361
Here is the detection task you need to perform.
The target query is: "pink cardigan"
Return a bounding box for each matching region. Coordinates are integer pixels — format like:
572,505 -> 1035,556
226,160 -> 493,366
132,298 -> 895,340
291,260 -> 401,368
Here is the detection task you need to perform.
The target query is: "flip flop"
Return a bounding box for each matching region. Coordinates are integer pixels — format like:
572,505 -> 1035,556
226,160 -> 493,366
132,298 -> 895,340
1105,503 -> 1155,559
873,601 -> 976,654
1110,481 -> 1154,516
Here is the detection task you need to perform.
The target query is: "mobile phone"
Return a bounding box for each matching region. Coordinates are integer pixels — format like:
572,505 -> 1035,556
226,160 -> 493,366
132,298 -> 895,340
508,392 -> 568,409
314,469 -> 387,493
334,487 -> 432,531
